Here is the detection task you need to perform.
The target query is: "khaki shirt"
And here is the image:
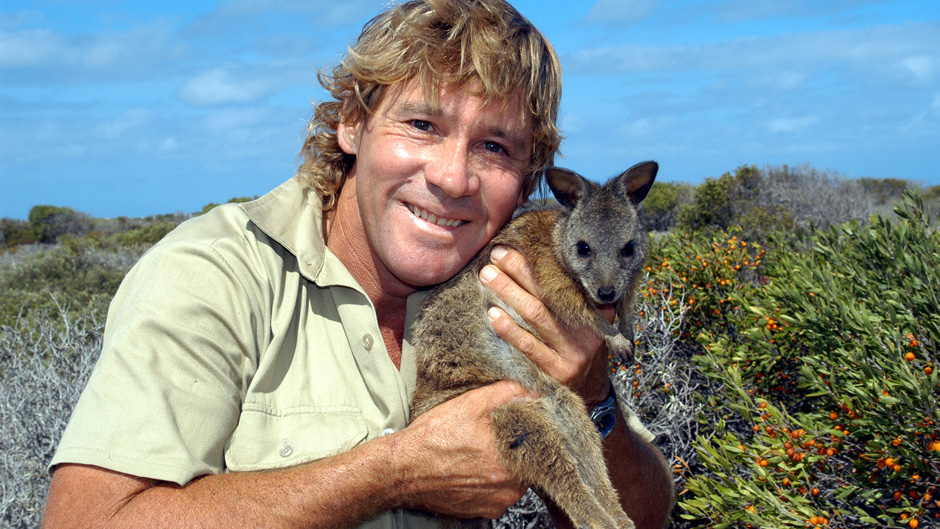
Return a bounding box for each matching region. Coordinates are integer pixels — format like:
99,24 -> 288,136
52,176 -> 651,528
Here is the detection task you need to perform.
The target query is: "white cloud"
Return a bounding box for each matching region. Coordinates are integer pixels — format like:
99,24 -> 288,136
159,137 -> 180,154
766,115 -> 819,134
0,29 -> 63,68
178,67 -> 276,106
584,0 -> 656,25
96,109 -> 154,139
568,21 -> 940,91
212,0 -> 381,26
0,23 -> 186,79
899,55 -> 939,83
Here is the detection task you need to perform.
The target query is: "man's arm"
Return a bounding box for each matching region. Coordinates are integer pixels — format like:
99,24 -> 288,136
481,245 -> 674,529
42,381 -> 532,529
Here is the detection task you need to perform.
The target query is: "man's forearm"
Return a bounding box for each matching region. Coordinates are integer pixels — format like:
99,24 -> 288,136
44,382 -> 532,529
43,435 -> 405,529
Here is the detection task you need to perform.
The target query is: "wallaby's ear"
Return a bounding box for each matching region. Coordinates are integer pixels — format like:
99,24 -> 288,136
546,167 -> 587,209
617,161 -> 658,205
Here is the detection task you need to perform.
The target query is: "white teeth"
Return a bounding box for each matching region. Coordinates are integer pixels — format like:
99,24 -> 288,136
409,204 -> 464,227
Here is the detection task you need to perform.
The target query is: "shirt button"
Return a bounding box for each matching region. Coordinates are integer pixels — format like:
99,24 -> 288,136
279,439 -> 293,457
381,428 -> 396,436
362,334 -> 374,350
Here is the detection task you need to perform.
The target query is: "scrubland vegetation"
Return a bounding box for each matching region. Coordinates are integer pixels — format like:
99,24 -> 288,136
1,165 -> 938,528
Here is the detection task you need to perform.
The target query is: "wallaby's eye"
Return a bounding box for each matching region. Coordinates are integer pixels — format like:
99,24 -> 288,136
576,241 -> 591,258
622,241 -> 635,257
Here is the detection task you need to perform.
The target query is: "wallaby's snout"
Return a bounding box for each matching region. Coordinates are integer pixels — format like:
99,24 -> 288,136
596,287 -> 618,304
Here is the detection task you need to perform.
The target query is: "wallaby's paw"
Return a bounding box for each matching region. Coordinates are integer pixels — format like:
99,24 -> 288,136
606,334 -> 634,363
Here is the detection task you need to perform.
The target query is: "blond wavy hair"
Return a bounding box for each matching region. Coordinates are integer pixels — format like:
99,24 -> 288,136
297,0 -> 563,210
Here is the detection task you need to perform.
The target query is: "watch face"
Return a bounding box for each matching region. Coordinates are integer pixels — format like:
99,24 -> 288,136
595,411 -> 616,438
591,406 -> 617,439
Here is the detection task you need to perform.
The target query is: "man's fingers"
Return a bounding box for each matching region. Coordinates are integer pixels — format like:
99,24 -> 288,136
488,245 -> 541,297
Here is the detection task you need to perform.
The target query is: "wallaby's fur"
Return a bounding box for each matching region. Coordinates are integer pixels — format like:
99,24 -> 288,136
410,161 -> 659,529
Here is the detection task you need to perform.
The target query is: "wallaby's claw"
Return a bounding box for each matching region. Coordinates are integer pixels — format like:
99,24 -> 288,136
606,334 -> 634,363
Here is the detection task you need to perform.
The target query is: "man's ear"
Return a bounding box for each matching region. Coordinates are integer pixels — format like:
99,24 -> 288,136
337,120 -> 361,155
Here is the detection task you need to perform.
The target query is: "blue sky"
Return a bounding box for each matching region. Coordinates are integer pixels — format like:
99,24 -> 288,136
2,0 -> 938,219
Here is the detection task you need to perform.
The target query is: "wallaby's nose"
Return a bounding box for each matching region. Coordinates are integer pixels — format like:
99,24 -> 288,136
597,287 -> 617,303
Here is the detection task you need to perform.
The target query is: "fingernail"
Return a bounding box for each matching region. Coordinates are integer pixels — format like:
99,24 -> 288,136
490,245 -> 507,262
487,306 -> 501,321
480,265 -> 498,282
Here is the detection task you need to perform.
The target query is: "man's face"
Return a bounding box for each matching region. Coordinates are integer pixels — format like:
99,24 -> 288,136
337,81 -> 531,288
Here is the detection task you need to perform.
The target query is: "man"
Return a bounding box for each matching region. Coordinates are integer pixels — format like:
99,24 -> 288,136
42,1 -> 673,528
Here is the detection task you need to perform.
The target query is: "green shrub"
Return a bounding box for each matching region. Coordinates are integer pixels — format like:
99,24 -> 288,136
114,220 -> 179,246
678,170 -> 739,233
678,192 -> 940,528
642,181 -> 694,233
198,196 -> 254,216
0,218 -> 37,250
27,206 -> 92,244
0,237 -> 136,328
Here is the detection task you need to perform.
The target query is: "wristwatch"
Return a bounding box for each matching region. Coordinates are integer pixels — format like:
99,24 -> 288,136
589,381 -> 618,439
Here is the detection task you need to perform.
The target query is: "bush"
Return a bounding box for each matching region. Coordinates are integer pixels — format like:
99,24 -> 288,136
0,237 -> 142,328
0,218 -> 37,250
642,182 -> 694,233
0,308 -> 102,528
114,220 -> 179,247
677,192 -> 940,528
27,206 -> 92,244
677,164 -> 873,244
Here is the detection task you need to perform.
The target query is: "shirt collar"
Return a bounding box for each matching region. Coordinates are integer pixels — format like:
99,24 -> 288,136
240,176 -> 328,284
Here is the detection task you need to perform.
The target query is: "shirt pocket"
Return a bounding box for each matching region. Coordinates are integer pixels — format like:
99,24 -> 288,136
225,403 -> 368,472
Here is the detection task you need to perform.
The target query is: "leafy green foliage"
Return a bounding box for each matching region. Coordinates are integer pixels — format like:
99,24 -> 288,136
198,196 -> 255,216
0,218 -> 37,249
676,192 -> 940,528
0,234 -> 150,329
27,205 -> 92,244
642,181 -> 694,232
678,168 -> 740,233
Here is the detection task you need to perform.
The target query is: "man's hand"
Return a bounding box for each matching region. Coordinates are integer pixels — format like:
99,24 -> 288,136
392,380 -> 534,519
479,245 -> 613,405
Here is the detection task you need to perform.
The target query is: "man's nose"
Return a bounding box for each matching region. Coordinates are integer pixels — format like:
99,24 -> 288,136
425,141 -> 480,198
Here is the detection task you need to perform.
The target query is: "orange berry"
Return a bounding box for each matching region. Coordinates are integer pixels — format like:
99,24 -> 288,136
895,491 -> 904,501
894,464 -> 903,472
811,487 -> 820,496
926,366 -> 933,375
829,411 -> 839,420
906,352 -> 916,361
909,518 -> 919,528
886,458 -> 896,468
911,339 -> 919,347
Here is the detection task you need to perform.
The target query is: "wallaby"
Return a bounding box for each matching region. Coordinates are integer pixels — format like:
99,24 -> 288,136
410,161 -> 659,529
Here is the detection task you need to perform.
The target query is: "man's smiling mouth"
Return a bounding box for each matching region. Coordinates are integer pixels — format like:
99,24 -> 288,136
407,204 -> 467,228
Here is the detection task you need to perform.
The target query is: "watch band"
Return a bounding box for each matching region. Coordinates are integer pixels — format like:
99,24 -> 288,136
589,380 -> 618,439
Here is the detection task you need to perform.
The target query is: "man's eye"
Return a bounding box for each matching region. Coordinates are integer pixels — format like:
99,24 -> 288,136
483,141 -> 504,154
411,120 -> 433,131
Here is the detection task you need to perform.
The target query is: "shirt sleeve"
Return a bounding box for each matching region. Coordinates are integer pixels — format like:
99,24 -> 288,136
50,212 -> 267,485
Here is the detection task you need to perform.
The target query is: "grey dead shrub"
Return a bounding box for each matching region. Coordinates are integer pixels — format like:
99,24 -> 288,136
757,164 -> 873,229
0,305 -> 101,528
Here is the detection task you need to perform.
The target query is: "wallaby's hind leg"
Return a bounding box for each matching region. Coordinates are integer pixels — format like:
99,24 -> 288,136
491,398 -> 635,529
